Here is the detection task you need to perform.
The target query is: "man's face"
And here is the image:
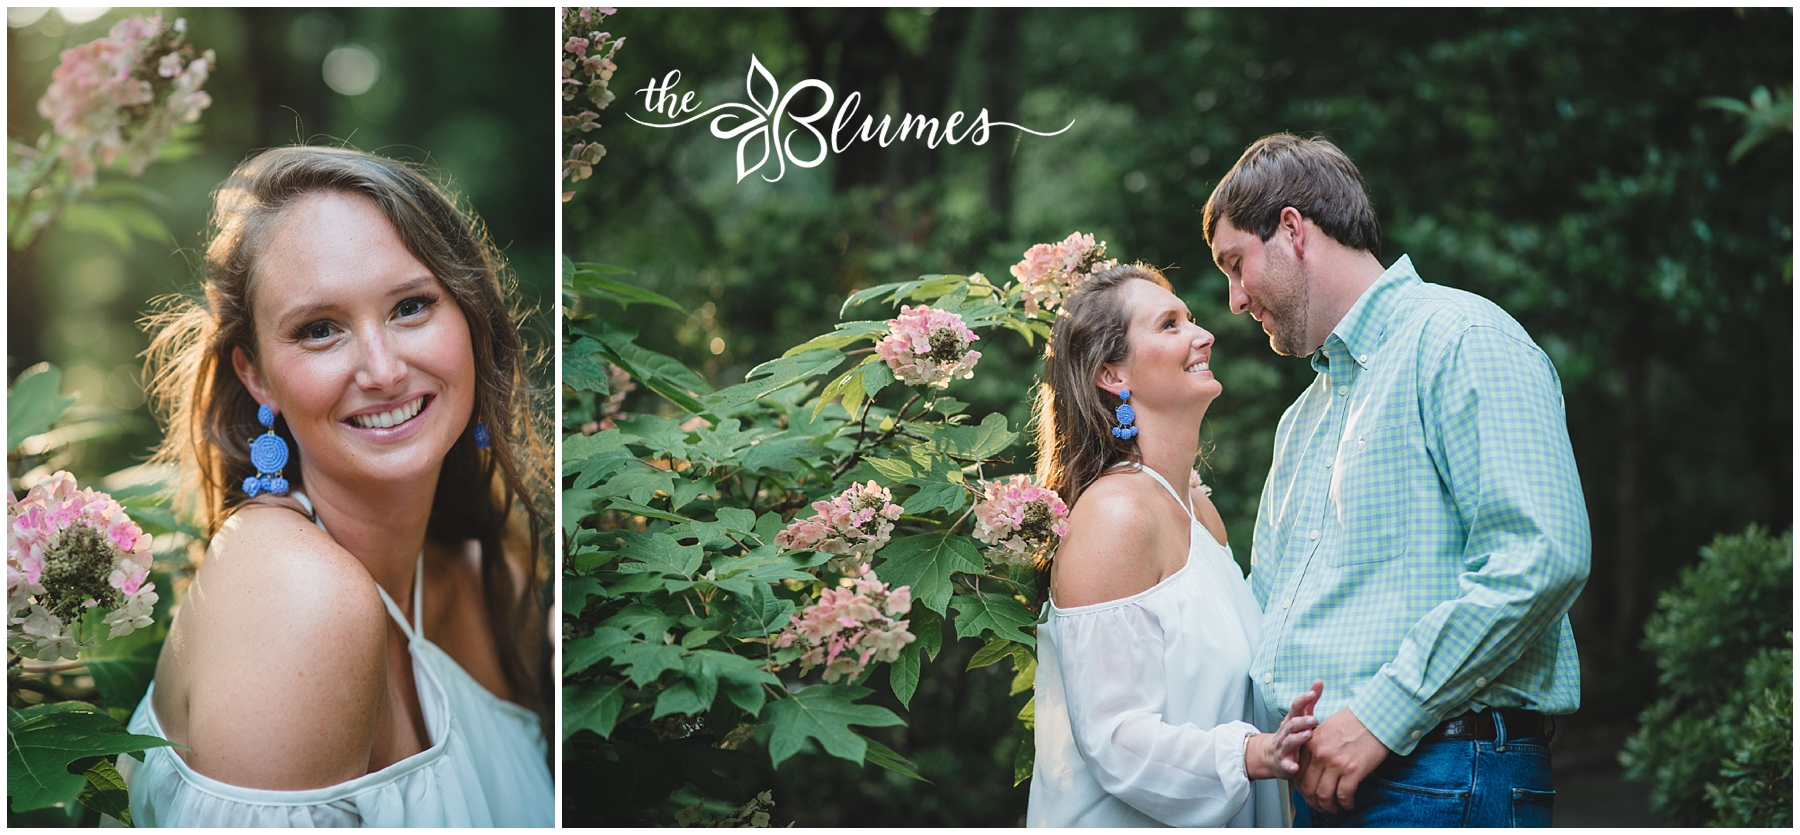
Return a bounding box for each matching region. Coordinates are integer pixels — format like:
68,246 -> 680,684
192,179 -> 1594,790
1212,216 -> 1312,357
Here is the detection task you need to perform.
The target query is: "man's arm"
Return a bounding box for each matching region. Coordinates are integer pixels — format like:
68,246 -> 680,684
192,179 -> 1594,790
1301,323 -> 1591,812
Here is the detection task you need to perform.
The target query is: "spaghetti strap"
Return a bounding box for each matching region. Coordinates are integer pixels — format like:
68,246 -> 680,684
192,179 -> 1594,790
1120,462 -> 1196,523
411,552 -> 424,635
291,492 -> 423,641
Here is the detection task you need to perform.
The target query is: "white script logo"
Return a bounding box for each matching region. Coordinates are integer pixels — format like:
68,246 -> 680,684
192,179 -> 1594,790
629,55 -> 1075,183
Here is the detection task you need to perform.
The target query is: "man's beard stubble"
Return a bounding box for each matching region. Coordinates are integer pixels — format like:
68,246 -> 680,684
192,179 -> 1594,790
1260,247 -> 1312,357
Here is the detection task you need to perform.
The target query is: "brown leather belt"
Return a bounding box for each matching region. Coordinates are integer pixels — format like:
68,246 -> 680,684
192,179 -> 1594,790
1420,708 -> 1551,744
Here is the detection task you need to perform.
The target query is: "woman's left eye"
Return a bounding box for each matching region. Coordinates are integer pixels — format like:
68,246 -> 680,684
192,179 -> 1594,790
396,296 -> 435,318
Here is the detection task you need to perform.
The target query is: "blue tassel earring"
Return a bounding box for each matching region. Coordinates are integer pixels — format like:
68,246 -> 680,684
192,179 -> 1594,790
1111,389 -> 1139,440
243,404 -> 291,497
473,422 -> 491,450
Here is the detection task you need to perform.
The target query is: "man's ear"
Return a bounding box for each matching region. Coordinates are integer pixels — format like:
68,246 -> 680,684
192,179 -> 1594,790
232,346 -> 272,408
1279,206 -> 1309,259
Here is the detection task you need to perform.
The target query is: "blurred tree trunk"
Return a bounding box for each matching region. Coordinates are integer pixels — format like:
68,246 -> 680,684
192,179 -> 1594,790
1612,313 -> 1646,658
8,243 -> 46,375
979,9 -> 1024,223
892,9 -> 971,189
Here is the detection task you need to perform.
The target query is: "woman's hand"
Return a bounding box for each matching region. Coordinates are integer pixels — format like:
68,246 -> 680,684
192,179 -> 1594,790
1246,679 -> 1323,780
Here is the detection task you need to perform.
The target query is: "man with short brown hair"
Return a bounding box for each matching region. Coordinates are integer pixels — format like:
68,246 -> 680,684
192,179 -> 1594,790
1206,133 -> 1590,827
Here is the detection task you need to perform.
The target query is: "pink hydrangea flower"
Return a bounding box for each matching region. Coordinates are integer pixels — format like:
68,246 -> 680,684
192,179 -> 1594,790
562,8 -> 625,196
774,481 -> 904,572
773,569 -> 915,683
7,471 -> 159,660
1189,467 -> 1212,498
972,475 -> 1071,567
37,14 -> 215,190
876,305 -> 982,389
1008,232 -> 1119,315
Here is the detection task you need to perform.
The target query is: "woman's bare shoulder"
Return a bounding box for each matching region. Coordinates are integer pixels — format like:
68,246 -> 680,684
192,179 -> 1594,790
1052,472 -> 1173,608
173,503 -> 388,789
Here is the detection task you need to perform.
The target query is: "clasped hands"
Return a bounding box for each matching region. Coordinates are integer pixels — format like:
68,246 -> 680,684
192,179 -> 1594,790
1252,680 -> 1389,813
1248,680 -> 1392,813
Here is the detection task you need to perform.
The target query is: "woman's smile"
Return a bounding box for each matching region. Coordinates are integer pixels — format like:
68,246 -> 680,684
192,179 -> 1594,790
345,393 -> 433,433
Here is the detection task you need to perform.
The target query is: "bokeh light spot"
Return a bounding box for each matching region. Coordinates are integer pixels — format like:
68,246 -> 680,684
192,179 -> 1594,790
322,43 -> 380,96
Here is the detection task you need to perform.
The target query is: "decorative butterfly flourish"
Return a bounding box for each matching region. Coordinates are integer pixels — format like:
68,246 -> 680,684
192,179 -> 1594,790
630,55 -> 834,183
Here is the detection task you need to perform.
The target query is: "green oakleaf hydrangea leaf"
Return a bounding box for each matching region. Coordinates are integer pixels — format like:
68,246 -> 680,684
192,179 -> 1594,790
877,534 -> 982,616
762,684 -> 903,770
8,702 -> 175,812
75,757 -> 132,825
951,591 -> 1038,648
8,364 -> 78,451
862,735 -> 929,783
891,644 -> 922,708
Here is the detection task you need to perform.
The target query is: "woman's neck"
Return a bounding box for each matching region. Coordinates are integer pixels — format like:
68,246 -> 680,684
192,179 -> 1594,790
300,469 -> 438,607
1130,402 -> 1207,502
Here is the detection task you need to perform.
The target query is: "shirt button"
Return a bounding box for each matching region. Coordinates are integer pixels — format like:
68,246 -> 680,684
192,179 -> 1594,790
1476,677 -> 1488,687
1263,673 -> 1274,684
1325,458 -> 1334,469
1358,354 -> 1369,364
1410,729 -> 1423,740
1281,599 -> 1291,609
1309,529 -> 1320,540
1338,387 -> 1349,396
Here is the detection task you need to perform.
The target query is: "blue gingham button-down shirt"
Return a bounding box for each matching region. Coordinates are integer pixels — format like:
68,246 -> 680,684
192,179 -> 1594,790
1247,255 -> 1589,756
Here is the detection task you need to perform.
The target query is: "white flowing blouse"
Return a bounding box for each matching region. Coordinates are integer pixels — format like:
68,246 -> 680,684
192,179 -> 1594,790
121,503 -> 552,827
1027,464 -> 1286,827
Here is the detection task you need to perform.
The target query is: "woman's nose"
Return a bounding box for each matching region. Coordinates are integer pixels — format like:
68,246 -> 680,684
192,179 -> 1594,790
355,330 -> 407,391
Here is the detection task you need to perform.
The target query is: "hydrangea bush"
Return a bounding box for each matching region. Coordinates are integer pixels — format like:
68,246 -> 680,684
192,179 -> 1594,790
561,7 -> 624,201
9,13 -> 214,251
562,233 -> 1121,824
8,365 -> 189,826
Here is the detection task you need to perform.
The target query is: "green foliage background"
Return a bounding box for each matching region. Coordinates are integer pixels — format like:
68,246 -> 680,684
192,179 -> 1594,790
566,8 -> 1791,827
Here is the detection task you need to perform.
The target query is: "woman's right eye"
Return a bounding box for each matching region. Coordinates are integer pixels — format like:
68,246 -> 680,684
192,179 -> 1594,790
297,322 -> 335,341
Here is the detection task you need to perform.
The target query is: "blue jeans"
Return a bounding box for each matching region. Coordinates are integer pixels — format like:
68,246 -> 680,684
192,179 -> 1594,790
1292,713 -> 1554,827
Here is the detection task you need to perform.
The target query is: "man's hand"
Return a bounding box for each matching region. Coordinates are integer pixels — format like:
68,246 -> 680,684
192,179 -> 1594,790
1297,706 -> 1391,813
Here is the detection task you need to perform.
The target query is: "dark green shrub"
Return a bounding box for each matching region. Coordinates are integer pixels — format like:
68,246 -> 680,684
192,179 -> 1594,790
1705,645 -> 1793,828
1620,526 -> 1793,826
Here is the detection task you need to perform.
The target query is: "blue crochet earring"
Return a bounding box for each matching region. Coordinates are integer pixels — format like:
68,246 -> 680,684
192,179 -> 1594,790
1111,389 -> 1139,440
473,422 -> 491,450
243,404 -> 291,497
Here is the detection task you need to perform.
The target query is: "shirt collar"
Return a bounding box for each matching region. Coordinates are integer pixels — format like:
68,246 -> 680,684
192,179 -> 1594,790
1317,254 -> 1420,370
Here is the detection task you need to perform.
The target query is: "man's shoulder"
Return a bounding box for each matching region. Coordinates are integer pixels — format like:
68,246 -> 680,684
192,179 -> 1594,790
1394,281 -> 1540,358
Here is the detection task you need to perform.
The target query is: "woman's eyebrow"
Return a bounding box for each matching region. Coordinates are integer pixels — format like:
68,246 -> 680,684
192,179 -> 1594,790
269,274 -> 437,327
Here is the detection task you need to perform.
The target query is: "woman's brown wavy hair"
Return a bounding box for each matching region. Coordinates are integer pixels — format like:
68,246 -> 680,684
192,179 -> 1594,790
1032,263 -> 1173,511
141,145 -> 553,730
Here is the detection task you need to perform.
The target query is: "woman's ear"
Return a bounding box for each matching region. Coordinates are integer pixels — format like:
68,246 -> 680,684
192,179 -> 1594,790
232,346 -> 272,407
1094,363 -> 1127,398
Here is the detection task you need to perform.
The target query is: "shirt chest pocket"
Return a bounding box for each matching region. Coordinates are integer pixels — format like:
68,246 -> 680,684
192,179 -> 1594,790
1327,422 -> 1413,567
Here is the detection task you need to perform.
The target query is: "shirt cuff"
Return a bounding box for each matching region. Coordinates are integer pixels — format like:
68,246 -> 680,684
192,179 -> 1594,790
1222,721 -> 1257,785
1349,671 -> 1439,757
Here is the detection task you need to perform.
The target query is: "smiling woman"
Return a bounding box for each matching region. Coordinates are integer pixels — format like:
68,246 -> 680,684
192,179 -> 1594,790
127,147 -> 554,827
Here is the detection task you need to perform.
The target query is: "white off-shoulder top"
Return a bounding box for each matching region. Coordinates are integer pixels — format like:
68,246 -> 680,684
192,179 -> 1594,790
120,499 -> 551,827
1027,464 -> 1286,827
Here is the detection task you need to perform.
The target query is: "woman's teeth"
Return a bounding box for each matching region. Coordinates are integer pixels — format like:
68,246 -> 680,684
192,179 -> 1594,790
350,396 -> 425,429
1186,361 -> 1209,373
